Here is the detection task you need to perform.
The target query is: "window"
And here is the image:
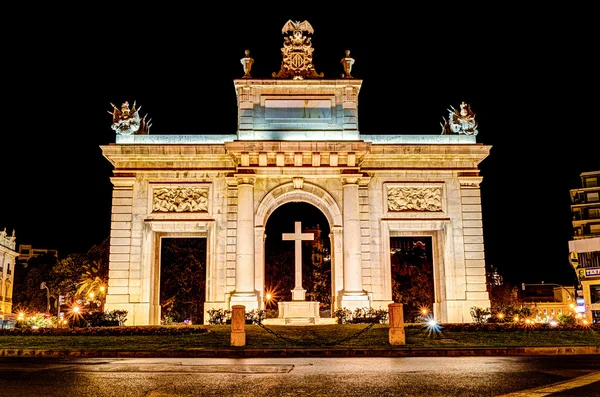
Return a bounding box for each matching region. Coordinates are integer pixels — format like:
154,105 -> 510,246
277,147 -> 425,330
591,285 -> 600,304
590,208 -> 600,218
587,192 -> 599,202
585,177 -> 598,188
591,224 -> 600,234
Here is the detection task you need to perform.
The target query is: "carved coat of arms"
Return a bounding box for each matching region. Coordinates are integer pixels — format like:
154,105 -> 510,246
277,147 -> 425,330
272,20 -> 324,80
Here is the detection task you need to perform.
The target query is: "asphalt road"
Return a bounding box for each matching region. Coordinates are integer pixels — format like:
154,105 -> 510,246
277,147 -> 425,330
1,355 -> 599,396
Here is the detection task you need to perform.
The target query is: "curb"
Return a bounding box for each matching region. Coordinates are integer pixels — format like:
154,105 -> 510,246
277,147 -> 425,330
1,346 -> 599,358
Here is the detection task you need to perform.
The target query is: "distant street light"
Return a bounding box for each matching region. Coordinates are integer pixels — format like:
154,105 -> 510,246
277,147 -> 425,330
40,282 -> 50,313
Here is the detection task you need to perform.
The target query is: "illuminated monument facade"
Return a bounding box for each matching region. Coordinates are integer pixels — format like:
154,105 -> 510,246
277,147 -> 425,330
102,20 -> 491,325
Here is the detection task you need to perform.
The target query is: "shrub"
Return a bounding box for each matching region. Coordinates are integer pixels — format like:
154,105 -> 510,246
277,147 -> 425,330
334,307 -> 388,324
469,306 -> 491,323
557,312 -> 577,325
207,308 -> 230,325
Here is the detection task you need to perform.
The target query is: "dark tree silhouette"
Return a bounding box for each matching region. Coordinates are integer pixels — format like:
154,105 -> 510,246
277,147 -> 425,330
160,238 -> 206,324
391,237 -> 434,322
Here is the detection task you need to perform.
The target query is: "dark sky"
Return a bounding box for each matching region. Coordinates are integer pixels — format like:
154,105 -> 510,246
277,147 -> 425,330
2,8 -> 597,287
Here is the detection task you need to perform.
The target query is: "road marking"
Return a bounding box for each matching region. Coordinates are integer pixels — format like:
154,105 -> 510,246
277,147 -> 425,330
497,371 -> 600,396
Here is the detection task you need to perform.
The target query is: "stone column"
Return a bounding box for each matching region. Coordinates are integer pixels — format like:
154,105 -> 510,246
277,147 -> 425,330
231,176 -> 259,310
341,175 -> 369,310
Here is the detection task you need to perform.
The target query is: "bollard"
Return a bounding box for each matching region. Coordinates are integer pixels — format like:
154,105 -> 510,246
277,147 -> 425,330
388,303 -> 405,345
230,305 -> 246,346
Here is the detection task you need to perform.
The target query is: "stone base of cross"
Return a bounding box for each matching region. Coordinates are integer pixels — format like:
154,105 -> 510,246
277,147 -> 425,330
291,287 -> 306,301
282,221 -> 314,301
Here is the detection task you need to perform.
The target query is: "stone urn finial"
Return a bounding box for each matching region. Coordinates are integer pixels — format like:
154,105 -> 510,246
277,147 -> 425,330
340,50 -> 355,78
241,49 -> 254,78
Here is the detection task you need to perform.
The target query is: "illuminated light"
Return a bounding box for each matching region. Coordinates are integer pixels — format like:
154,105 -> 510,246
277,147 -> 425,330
549,320 -> 558,327
574,306 -> 585,313
89,292 -> 95,299
264,283 -> 284,309
422,316 -> 442,338
513,315 -> 519,322
497,313 -> 504,319
582,320 -> 589,325
525,319 -> 531,324
18,312 -> 25,319
418,305 -> 430,317
100,286 -> 106,293
569,303 -> 575,309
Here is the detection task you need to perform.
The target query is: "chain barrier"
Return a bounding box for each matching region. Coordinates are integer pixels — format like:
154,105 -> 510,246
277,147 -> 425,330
255,321 -> 377,347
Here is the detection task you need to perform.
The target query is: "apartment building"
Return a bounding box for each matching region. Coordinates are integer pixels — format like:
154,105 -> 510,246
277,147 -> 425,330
568,170 -> 600,324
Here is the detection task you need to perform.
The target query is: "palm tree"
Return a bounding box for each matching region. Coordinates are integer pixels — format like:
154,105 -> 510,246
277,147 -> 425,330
75,260 -> 107,311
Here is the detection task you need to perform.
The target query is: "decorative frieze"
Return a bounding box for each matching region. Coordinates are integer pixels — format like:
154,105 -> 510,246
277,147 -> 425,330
387,187 -> 442,212
152,187 -> 208,213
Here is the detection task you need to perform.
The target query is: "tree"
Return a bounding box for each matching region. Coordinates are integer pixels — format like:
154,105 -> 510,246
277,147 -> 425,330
75,260 -> 106,299
51,253 -> 85,305
391,238 -> 434,322
160,238 -> 206,324
12,252 -> 57,313
264,248 -> 294,303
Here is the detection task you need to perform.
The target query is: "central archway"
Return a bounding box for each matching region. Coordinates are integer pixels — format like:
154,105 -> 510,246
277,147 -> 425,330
255,182 -> 343,312
264,202 -> 331,316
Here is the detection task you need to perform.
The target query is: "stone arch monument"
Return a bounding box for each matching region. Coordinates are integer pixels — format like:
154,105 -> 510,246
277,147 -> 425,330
101,20 -> 491,325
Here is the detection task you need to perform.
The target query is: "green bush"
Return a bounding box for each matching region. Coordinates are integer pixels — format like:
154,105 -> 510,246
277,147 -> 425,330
334,307 -> 388,324
207,308 -> 231,325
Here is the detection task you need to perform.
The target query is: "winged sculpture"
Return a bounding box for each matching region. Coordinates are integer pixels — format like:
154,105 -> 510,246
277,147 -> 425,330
108,100 -> 151,135
281,20 -> 314,34
440,101 -> 478,135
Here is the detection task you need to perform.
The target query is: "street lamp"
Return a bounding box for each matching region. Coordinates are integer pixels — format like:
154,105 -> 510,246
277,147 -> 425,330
40,282 -> 50,313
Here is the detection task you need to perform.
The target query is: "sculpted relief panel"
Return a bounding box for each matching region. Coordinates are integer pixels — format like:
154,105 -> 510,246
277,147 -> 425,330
152,187 -> 208,213
387,187 -> 442,212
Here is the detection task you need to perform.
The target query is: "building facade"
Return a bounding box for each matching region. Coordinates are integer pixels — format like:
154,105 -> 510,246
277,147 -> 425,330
521,284 -> 576,321
568,170 -> 600,324
0,228 -> 18,323
101,21 -> 492,325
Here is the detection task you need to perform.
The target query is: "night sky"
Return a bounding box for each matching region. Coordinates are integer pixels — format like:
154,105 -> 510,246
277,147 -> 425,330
2,8 -> 597,287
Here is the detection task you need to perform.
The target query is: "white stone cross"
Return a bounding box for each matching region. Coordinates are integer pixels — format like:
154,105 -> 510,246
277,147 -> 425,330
282,221 -> 314,301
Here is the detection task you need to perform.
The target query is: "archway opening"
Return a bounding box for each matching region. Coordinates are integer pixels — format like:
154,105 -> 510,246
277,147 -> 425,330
159,237 -> 206,325
264,202 -> 332,317
390,236 -> 434,322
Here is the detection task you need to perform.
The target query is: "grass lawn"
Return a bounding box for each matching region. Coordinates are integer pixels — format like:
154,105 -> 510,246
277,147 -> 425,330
1,324 -> 599,351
